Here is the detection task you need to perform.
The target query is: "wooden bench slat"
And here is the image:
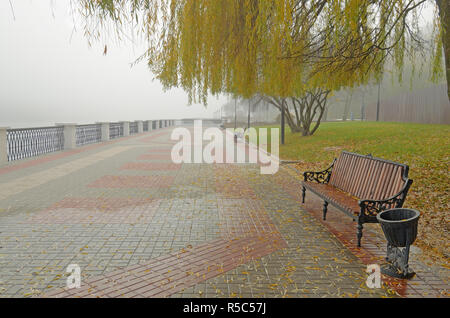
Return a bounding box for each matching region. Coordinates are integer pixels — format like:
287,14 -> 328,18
341,154 -> 356,193
374,162 -> 387,200
362,159 -> 380,199
393,166 -> 405,196
335,152 -> 348,188
355,158 -> 370,198
346,155 -> 359,194
363,159 -> 376,198
384,165 -> 399,198
347,156 -> 360,195
381,165 -> 395,199
373,162 -> 389,200
393,167 -> 404,195
382,163 -> 397,199
351,156 -> 366,196
359,159 -> 376,199
380,163 -> 396,200
336,154 -> 348,187
329,152 -> 345,188
303,182 -> 360,214
374,161 -> 388,198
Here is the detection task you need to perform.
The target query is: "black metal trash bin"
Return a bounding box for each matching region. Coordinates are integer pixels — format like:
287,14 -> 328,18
376,208 -> 420,279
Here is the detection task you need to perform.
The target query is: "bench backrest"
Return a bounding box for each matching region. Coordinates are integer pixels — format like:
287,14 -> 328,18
329,152 -> 409,200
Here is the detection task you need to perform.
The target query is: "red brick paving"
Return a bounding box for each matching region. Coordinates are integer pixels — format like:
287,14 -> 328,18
149,141 -> 178,146
120,162 -> 181,171
138,154 -> 172,161
25,198 -> 160,224
41,203 -> 287,297
218,199 -> 280,241
214,165 -> 257,199
140,131 -> 174,143
48,197 -> 156,211
88,175 -> 175,188
40,193 -> 288,297
42,233 -> 286,298
145,148 -> 173,153
40,165 -> 288,298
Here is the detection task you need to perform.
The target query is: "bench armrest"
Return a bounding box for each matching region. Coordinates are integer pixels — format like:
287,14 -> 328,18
303,159 -> 336,184
358,179 -> 413,218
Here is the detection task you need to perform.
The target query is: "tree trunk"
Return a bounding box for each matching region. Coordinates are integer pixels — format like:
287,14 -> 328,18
436,0 -> 450,101
342,89 -> 353,121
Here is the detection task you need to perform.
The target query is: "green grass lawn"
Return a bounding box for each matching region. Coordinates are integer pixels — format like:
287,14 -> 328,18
254,121 -> 450,266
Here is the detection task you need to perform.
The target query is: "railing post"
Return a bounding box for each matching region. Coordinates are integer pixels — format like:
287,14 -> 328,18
56,123 -> 77,150
122,121 -> 130,137
0,127 -> 9,164
137,121 -> 143,133
148,120 -> 152,131
97,122 -> 110,142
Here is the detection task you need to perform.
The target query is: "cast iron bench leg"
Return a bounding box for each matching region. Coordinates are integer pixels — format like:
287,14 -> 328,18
323,201 -> 328,220
302,186 -> 306,203
357,219 -> 364,247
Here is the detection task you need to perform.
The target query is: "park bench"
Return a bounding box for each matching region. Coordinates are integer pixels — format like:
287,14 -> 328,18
301,151 -> 413,247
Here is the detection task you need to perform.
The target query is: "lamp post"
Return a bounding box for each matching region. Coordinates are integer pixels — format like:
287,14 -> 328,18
234,99 -> 237,130
376,80 -> 381,121
247,99 -> 251,129
281,100 -> 285,145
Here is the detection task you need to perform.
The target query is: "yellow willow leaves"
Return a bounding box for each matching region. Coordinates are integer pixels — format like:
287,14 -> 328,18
77,0 -> 437,103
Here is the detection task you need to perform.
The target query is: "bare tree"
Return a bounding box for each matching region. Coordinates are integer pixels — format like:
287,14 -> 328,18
263,89 -> 330,136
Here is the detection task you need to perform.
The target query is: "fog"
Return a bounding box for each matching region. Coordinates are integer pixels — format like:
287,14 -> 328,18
0,0 -> 228,128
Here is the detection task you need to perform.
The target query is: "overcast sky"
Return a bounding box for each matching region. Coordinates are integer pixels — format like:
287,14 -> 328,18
0,0 -> 228,128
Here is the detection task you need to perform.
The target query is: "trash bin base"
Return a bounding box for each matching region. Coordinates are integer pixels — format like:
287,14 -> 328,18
381,263 -> 415,279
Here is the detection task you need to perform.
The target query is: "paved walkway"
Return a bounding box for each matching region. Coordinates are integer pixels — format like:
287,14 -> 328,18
0,127 -> 446,298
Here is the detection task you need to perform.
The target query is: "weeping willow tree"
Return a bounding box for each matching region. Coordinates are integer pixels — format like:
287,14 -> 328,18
75,0 -> 447,123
